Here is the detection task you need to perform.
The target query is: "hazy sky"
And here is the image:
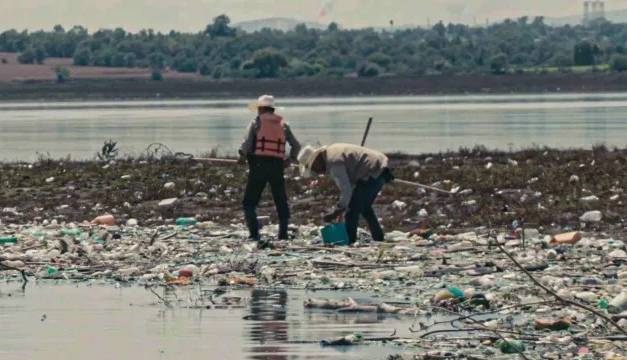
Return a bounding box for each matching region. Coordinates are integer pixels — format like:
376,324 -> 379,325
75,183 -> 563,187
3,0 -> 627,32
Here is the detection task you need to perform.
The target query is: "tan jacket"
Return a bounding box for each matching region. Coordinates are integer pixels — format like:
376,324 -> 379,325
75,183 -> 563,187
324,143 -> 389,209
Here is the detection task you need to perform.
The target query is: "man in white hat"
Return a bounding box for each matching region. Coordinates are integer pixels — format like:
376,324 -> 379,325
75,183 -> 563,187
239,95 -> 301,245
298,143 -> 394,244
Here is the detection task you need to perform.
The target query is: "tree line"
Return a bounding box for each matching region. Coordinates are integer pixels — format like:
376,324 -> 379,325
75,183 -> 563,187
2,15 -> 627,79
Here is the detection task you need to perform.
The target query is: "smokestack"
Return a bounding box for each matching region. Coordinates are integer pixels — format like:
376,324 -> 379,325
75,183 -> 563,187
591,1 -> 598,15
584,1 -> 590,23
599,1 -> 605,18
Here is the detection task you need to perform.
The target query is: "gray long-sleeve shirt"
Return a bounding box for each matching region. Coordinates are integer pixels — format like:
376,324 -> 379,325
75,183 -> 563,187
324,143 -> 389,210
239,117 -> 301,161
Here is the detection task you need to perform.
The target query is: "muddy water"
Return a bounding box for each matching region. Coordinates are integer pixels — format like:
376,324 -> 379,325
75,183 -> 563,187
2,93 -> 627,161
0,282 -> 412,360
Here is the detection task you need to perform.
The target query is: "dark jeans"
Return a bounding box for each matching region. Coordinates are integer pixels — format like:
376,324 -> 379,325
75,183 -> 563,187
243,155 -> 290,240
345,169 -> 393,244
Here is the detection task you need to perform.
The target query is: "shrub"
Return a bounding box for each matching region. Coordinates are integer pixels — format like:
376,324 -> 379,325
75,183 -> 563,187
54,65 -> 70,83
610,55 -> 627,72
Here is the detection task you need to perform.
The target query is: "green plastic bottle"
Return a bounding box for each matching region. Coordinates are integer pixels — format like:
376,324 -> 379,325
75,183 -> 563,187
46,266 -> 58,275
31,230 -> 46,238
496,339 -> 525,354
446,286 -> 466,299
61,228 -> 82,237
0,235 -> 18,244
176,217 -> 198,226
598,298 -> 609,309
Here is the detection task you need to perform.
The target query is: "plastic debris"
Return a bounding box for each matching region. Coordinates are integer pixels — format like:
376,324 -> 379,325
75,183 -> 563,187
495,339 -> 525,354
608,292 -> 627,314
175,217 -> 198,226
320,333 -> 363,347
0,235 -> 18,244
534,317 -> 571,331
580,210 -> 603,223
158,198 -> 178,207
91,214 -> 116,226
550,231 -> 582,245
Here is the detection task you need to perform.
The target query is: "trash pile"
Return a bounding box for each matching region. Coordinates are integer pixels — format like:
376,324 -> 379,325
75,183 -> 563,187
3,146 -> 627,235
1,217 -> 626,358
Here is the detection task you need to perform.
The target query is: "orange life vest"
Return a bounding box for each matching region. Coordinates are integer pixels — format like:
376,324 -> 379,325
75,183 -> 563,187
254,113 -> 286,159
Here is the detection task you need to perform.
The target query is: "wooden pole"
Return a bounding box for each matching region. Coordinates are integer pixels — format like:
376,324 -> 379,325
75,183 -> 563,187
361,117 -> 373,147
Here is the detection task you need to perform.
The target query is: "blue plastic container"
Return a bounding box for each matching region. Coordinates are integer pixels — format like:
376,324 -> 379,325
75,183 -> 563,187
321,223 -> 350,246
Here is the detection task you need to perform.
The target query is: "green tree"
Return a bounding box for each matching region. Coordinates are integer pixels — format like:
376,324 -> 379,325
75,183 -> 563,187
243,48 -> 288,78
205,15 -> 235,38
123,53 -> 136,67
148,52 -> 166,70
151,68 -> 163,81
357,62 -> 381,77
574,41 -> 596,66
490,53 -> 508,74
199,61 -> 212,76
17,47 -> 36,64
111,52 -> 126,67
611,54 -> 627,72
367,52 -> 392,68
73,47 -> 92,66
35,46 -> 46,64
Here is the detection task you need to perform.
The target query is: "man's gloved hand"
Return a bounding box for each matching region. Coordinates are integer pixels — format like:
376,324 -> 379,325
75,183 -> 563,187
323,208 -> 344,223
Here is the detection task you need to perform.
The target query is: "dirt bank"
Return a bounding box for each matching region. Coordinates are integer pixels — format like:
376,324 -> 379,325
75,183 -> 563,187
2,72 -> 627,101
1,146 -> 626,237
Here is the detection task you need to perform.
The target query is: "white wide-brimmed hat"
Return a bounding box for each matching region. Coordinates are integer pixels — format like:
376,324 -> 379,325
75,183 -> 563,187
297,145 -> 326,178
247,94 -> 284,112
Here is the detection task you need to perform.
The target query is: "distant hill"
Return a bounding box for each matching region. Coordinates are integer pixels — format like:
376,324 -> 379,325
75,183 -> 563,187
234,17 -> 326,32
546,8 -> 627,26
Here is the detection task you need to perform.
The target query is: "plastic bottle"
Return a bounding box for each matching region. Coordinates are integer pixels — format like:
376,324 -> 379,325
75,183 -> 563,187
176,217 -> 198,226
0,235 -> 18,244
46,266 -> 58,275
446,286 -> 466,299
31,230 -> 46,238
61,228 -> 82,237
496,339 -> 525,354
608,292 -> 627,314
597,298 -> 609,309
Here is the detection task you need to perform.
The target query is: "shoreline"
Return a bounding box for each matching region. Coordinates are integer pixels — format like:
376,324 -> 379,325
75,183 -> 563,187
1,146 -> 626,235
2,72 -> 627,101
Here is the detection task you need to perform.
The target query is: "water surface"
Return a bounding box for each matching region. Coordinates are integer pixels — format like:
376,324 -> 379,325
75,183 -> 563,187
0,282 -> 411,360
1,93 -> 627,161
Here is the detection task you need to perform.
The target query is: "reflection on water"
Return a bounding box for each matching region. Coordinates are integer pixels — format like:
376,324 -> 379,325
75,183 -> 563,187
1,93 -> 627,161
247,289 -> 289,360
0,282 -> 408,360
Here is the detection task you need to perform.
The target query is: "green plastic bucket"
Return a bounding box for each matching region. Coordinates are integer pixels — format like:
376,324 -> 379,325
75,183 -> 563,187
321,223 -> 350,246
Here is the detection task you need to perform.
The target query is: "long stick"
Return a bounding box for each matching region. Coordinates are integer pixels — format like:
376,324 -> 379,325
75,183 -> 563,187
192,157 -> 238,164
394,179 -> 453,195
361,117 -> 373,146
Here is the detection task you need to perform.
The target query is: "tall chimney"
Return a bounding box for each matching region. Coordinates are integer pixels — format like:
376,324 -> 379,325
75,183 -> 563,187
591,0 -> 598,16
584,1 -> 590,23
